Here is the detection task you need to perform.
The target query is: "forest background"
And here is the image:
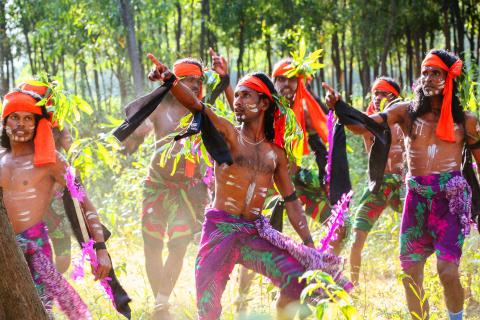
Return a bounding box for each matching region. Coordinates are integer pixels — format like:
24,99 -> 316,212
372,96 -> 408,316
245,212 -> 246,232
1,0 -> 480,319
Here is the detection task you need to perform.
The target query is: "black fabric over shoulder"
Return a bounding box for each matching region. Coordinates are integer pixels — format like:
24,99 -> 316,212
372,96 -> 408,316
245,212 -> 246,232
174,102 -> 233,166
113,78 -> 175,142
334,100 -> 391,194
329,123 -> 352,204
307,132 -> 328,185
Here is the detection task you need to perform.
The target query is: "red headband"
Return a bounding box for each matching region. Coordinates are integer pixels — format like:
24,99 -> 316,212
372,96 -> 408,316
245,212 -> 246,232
272,61 -> 328,152
272,61 -> 292,78
173,62 -> 204,99
421,53 -> 462,142
371,79 -> 399,96
2,82 -> 56,166
237,75 -> 274,102
367,79 -> 400,115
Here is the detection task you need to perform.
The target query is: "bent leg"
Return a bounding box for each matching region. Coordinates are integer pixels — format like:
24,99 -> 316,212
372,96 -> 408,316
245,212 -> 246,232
237,237 -> 307,319
349,229 -> 368,285
159,236 -> 190,298
438,259 -> 464,314
142,211 -> 166,297
402,261 -> 429,320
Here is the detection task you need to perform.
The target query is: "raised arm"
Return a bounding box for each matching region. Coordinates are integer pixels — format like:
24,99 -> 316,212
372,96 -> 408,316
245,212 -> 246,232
273,147 -> 314,248
209,48 -> 234,109
147,53 -> 235,140
322,82 -> 407,135
52,154 -> 111,280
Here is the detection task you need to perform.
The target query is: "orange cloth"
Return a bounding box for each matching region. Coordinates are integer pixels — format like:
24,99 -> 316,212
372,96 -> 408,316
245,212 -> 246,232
173,62 -> 204,99
237,75 -> 274,101
421,53 -> 463,142
367,79 -> 400,115
2,83 -> 56,166
272,61 -> 328,154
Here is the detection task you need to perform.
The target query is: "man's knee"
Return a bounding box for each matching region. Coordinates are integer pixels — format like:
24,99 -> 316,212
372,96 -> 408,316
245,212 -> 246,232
167,237 -> 190,253
438,261 -> 460,286
55,255 -> 71,274
402,263 -> 425,288
352,229 -> 368,249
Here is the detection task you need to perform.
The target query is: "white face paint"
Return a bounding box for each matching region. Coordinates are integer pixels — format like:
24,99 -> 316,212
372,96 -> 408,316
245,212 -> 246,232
17,210 -> 31,216
245,104 -> 259,113
18,217 -> 31,222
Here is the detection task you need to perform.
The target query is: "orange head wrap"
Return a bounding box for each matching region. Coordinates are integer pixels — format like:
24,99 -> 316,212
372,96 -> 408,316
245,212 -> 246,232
272,60 -> 328,154
173,61 -> 204,99
2,82 -> 56,166
366,78 -> 400,115
421,52 -> 463,142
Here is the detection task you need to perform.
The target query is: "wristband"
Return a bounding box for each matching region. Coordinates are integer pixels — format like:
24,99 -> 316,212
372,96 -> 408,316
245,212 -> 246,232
93,242 -> 107,250
283,191 -> 298,203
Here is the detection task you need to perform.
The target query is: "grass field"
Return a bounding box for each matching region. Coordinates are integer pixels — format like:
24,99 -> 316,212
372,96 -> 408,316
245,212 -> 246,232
52,206 -> 480,320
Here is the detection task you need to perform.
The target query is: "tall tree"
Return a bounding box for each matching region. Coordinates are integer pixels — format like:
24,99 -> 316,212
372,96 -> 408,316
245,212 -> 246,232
0,190 -> 49,319
119,0 -> 144,96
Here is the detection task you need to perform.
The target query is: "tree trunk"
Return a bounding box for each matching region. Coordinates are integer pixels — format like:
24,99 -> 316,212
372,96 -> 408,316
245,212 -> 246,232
341,31 -> 348,96
265,27 -> 272,75
443,1 -> 451,50
237,16 -> 245,76
331,32 -> 342,88
200,0 -> 207,60
452,0 -> 465,58
406,27 -> 414,86
380,0 -> 396,75
0,0 -> 8,95
396,49 -> 403,87
119,0 -> 144,96
189,0 -> 194,54
92,53 -> 102,113
175,1 -> 182,56
0,189 -> 49,319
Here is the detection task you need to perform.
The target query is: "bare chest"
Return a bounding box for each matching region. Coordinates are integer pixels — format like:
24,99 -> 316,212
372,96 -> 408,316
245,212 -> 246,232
231,139 -> 277,175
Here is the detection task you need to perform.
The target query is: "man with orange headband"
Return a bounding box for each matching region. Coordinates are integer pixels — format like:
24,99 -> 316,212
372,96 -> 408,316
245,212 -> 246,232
0,82 -> 111,318
324,49 -> 480,320
233,58 -> 334,313
348,76 -> 405,285
123,53 -> 233,318
146,54 -> 352,320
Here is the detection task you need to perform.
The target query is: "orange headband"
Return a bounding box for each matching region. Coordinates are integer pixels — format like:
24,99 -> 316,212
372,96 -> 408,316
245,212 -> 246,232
2,82 -> 56,166
272,61 -> 293,78
173,62 -> 204,99
237,75 -> 274,102
367,79 -> 400,115
421,53 -> 462,142
371,79 -> 399,96
173,62 -> 203,78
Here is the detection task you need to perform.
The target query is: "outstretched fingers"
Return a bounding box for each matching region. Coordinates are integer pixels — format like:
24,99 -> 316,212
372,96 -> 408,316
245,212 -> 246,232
147,53 -> 168,81
322,82 -> 341,108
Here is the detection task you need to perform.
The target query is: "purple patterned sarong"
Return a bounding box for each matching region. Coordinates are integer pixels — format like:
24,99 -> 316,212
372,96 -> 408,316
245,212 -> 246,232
400,171 -> 471,270
195,208 -> 352,320
16,221 -> 92,319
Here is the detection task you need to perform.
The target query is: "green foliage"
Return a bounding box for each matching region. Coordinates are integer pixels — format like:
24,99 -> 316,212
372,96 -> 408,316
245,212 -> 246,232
300,270 -> 359,320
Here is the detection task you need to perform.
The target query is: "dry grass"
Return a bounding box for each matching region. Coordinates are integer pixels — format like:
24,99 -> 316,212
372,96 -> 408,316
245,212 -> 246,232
52,208 -> 480,320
